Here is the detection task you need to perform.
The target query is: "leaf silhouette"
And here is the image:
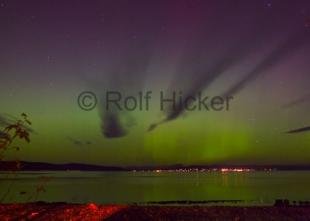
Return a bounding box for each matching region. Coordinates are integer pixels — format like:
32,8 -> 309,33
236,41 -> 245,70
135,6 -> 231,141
0,113 -> 31,152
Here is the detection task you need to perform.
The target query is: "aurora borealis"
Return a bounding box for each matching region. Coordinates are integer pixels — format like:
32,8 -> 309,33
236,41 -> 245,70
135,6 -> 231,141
1,0 -> 310,166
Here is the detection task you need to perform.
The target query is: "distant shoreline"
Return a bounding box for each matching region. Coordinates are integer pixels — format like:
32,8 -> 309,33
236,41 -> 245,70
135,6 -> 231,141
2,161 -> 310,171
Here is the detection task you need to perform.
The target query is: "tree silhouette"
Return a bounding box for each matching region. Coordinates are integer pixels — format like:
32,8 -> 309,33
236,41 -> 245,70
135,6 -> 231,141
0,113 -> 32,202
0,113 -> 31,159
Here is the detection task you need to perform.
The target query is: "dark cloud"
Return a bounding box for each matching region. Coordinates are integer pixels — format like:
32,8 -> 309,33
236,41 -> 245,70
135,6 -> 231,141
93,24 -> 156,139
100,111 -> 127,138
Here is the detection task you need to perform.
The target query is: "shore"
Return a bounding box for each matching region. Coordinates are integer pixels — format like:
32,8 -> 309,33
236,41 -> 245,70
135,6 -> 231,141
1,203 -> 310,220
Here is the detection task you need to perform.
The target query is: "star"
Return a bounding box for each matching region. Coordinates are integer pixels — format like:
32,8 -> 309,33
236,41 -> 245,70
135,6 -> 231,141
265,1 -> 272,9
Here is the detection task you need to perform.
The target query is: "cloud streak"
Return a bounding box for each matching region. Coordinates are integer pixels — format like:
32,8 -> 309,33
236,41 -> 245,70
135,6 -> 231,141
282,93 -> 310,109
286,126 -> 310,134
149,28 -> 309,131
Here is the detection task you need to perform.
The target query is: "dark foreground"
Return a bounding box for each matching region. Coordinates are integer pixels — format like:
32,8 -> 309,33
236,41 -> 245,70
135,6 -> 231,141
1,203 -> 310,221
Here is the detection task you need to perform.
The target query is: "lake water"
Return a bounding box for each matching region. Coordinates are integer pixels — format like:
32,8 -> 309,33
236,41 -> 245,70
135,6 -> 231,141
1,171 -> 310,205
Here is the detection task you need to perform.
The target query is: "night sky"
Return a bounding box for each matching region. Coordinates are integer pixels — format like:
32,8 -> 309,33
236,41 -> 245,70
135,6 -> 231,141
1,0 -> 310,166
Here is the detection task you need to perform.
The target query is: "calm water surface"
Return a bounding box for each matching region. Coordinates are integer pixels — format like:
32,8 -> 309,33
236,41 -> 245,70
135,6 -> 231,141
1,171 -> 310,205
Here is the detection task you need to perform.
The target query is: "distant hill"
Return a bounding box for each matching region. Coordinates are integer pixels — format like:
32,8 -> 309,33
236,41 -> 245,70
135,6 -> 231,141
0,161 -> 127,171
